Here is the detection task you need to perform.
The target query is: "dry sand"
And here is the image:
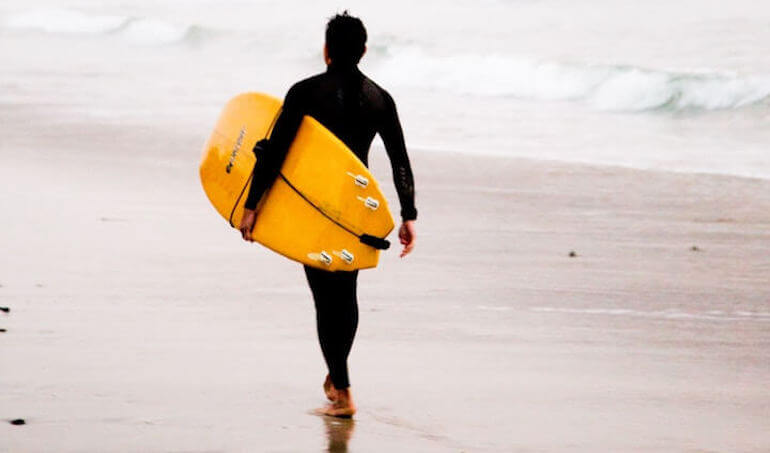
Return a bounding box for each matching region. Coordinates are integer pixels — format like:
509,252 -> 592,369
1,106 -> 769,452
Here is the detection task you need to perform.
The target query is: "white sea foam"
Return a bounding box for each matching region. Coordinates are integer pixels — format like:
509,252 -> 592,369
119,18 -> 197,45
3,8 -> 128,34
476,305 -> 513,312
2,8 -> 198,45
530,307 -> 770,322
374,46 -> 770,112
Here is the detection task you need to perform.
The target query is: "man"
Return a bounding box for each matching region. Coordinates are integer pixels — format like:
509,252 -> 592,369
239,11 -> 417,418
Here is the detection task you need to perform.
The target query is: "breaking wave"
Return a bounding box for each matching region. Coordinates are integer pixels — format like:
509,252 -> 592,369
5,9 -> 770,111
2,8 -> 204,45
374,46 -> 770,112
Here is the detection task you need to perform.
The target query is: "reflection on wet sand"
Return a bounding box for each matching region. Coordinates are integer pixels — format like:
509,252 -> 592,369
321,415 -> 355,452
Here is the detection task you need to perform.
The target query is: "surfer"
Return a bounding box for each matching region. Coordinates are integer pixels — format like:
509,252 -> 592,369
238,12 -> 417,418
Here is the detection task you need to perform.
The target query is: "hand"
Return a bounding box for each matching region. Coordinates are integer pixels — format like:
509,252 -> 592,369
239,208 -> 257,242
398,220 -> 416,258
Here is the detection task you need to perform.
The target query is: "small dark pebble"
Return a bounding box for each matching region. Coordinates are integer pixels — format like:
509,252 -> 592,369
10,419 -> 26,425
691,246 -> 700,252
0,329 -> 7,333
568,251 -> 578,257
0,307 -> 9,313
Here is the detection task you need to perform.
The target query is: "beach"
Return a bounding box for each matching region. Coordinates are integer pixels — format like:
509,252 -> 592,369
2,0 -> 770,450
1,104 -> 769,451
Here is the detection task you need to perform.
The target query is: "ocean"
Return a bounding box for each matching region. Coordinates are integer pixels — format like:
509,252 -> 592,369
2,0 -> 769,177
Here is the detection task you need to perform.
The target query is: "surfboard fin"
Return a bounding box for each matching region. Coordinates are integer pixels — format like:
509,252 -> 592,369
347,172 -> 369,188
357,196 -> 380,210
308,251 -> 333,266
333,249 -> 355,264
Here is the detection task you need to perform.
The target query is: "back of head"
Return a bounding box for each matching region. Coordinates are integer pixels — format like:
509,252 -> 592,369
325,11 -> 367,67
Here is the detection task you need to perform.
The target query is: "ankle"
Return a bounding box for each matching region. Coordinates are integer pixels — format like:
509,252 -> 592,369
335,387 -> 351,401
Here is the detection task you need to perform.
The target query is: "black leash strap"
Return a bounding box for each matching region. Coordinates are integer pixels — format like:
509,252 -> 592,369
277,173 -> 391,250
359,234 -> 391,250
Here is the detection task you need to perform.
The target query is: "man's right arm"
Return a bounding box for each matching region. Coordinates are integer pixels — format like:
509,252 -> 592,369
240,84 -> 305,241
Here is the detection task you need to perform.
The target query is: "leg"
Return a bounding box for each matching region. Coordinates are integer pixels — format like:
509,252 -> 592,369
304,265 -> 359,417
304,265 -> 359,389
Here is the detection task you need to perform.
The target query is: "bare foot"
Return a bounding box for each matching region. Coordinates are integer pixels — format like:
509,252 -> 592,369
315,387 -> 356,418
323,374 -> 337,402
315,404 -> 356,418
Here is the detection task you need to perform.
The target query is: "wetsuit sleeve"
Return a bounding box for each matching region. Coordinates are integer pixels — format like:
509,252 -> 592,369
379,92 -> 417,221
244,84 -> 305,210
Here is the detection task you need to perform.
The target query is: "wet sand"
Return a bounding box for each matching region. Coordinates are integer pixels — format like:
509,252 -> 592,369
1,108 -> 769,452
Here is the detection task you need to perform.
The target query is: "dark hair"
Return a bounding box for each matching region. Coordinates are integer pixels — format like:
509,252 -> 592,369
325,11 -> 367,66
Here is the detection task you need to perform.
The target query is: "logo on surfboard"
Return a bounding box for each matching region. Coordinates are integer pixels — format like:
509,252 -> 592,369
225,126 -> 247,173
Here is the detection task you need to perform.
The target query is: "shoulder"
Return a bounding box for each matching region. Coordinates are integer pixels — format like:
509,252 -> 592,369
360,74 -> 397,109
285,72 -> 326,99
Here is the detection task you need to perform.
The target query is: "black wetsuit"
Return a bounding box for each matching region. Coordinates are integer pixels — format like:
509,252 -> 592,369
244,63 -> 417,390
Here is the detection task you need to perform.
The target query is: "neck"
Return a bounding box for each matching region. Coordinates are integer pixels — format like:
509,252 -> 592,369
327,61 -> 358,73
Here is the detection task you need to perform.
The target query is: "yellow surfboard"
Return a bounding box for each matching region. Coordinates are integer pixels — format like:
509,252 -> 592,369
200,92 -> 395,271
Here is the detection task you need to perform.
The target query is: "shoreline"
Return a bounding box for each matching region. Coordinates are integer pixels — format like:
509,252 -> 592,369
3,102 -> 770,185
